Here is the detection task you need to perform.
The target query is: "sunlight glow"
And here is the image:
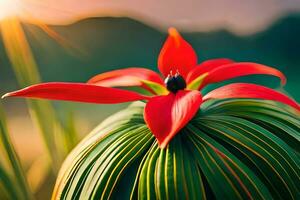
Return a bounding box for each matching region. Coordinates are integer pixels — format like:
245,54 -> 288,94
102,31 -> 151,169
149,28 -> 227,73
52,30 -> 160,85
0,0 -> 20,21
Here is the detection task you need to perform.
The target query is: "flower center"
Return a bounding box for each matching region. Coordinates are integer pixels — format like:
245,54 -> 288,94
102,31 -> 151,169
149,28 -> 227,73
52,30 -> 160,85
164,72 -> 186,93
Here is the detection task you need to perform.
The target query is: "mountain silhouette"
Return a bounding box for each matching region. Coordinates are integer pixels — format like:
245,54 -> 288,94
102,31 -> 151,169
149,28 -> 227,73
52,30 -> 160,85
1,13 -> 299,100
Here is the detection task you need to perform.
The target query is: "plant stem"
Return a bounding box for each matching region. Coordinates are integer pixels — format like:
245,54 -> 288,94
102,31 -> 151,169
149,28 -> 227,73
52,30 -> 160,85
1,17 -> 79,172
0,103 -> 34,200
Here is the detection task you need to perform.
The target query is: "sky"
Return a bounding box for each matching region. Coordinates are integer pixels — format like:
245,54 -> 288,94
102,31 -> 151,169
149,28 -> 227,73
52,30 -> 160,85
2,0 -> 300,34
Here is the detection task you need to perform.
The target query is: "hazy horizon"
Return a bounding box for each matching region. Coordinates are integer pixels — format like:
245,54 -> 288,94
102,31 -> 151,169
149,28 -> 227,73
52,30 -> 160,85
4,0 -> 300,35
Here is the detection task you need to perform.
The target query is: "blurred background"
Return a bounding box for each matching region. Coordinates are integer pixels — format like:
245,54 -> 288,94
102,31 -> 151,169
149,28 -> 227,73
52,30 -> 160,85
0,0 -> 299,199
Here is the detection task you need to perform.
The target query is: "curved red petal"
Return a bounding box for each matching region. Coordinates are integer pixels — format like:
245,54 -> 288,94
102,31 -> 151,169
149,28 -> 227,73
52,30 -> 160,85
87,67 -> 164,89
2,82 -> 150,104
158,28 -> 198,78
203,83 -> 300,110
199,62 -> 286,90
144,90 -> 202,148
186,58 -> 234,83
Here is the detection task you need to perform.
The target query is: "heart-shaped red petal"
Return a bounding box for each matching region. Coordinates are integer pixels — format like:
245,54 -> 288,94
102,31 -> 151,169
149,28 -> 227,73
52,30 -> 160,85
144,90 -> 202,148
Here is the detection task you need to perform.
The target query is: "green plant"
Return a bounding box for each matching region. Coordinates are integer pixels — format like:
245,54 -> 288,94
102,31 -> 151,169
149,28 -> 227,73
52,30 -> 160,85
0,103 -> 33,200
51,99 -> 299,199
3,28 -> 299,199
1,18 -> 78,172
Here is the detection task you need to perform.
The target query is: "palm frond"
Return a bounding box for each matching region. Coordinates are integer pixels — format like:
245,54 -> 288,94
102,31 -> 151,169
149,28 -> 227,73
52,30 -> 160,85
52,100 -> 300,200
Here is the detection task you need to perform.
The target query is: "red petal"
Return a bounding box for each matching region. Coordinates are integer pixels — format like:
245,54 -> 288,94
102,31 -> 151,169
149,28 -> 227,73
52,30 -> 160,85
203,83 -> 300,110
186,58 -> 234,83
144,90 -> 202,148
158,28 -> 197,78
2,82 -> 150,104
87,67 -> 164,89
199,62 -> 286,90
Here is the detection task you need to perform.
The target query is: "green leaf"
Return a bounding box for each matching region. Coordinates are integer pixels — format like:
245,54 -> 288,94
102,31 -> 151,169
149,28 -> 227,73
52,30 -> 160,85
0,163 -> 19,200
195,116 -> 299,199
186,125 -> 272,200
0,104 -> 33,200
53,99 -> 300,200
187,73 -> 208,90
141,80 -> 168,95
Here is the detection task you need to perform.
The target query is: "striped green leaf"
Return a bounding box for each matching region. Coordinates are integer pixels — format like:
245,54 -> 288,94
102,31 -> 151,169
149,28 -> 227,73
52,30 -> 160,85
53,100 -> 300,200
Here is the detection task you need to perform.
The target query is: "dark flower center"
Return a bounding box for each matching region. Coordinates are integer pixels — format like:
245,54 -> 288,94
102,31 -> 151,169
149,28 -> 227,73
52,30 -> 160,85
164,72 -> 186,93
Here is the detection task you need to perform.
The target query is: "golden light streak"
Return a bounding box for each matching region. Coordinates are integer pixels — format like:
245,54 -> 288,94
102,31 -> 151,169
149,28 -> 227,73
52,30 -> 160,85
0,0 -> 84,57
35,22 -> 88,57
1,13 -> 80,162
0,18 -> 70,173
0,17 -> 40,85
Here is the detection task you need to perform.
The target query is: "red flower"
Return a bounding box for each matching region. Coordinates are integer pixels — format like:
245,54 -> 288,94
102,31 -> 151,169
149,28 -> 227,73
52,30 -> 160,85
3,28 -> 299,148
